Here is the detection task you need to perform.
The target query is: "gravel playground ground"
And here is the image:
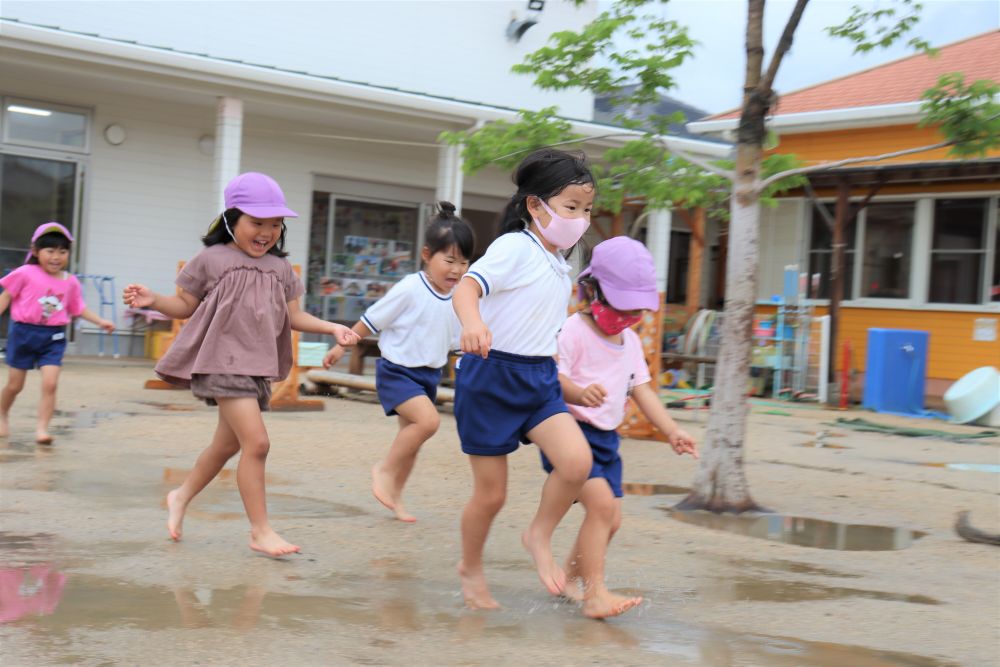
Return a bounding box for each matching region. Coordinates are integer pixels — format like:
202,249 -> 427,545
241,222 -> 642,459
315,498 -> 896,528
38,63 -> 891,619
1,359 -> 998,666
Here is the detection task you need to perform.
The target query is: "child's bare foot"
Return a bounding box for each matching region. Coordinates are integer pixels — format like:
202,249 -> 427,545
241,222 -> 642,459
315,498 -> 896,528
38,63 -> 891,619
457,560 -> 500,610
521,527 -> 566,595
561,575 -> 584,602
166,488 -> 186,541
35,430 -> 53,445
582,589 -> 643,619
371,463 -> 416,522
249,527 -> 300,557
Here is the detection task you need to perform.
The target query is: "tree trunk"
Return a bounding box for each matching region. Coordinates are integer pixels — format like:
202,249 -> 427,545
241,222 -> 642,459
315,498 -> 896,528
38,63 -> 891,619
676,144 -> 766,513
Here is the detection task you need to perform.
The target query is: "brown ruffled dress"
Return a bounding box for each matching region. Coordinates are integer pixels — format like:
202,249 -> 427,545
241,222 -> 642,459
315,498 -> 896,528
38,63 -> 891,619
154,244 -> 305,390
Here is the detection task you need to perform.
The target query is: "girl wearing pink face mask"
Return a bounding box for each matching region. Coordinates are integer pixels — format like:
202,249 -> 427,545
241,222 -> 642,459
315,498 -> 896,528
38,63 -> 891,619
452,149 -> 597,610
541,236 -> 698,619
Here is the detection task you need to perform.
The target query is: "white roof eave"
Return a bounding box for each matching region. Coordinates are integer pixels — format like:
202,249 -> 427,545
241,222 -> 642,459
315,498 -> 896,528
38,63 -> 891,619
687,102 -> 928,138
1,20 -> 733,158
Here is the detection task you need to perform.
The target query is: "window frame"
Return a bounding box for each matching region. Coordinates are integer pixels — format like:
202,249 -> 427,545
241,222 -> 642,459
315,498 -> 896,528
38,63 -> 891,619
2,96 -> 92,154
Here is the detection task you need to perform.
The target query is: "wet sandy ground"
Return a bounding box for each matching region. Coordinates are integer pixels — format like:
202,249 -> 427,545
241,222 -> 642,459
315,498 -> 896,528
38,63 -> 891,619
1,359 -> 998,666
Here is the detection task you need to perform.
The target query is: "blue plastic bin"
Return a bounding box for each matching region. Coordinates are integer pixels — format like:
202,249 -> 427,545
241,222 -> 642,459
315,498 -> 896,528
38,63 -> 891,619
862,329 -> 930,416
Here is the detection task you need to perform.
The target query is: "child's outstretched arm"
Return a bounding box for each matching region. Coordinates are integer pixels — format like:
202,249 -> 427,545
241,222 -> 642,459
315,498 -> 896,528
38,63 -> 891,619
78,308 -> 115,333
287,299 -> 360,347
322,320 -> 372,368
454,277 -> 491,358
0,290 -> 10,316
631,382 -> 698,458
122,284 -> 199,320
558,372 -> 607,408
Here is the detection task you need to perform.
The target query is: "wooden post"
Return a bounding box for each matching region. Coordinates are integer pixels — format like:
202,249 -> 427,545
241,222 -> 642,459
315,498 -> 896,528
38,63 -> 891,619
619,292 -> 668,441
686,207 -> 706,315
827,180 -> 849,398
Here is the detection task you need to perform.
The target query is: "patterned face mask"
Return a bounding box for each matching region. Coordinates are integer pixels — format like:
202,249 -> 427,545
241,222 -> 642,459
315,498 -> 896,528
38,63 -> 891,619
590,300 -> 642,335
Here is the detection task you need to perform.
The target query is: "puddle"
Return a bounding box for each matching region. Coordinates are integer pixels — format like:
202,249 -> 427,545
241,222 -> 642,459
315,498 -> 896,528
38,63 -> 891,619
2,572 -> 957,666
795,442 -> 852,449
0,565 -> 67,624
730,558 -> 862,579
136,401 -> 197,412
623,483 -> 691,496
191,493 -> 365,521
669,511 -> 926,550
162,467 -> 287,486
55,410 -> 137,429
889,461 -> 1000,473
704,577 -> 940,605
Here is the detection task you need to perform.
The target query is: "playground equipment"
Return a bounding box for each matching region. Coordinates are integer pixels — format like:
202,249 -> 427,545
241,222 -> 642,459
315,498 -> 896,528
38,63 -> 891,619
76,274 -> 120,357
305,369 -> 456,404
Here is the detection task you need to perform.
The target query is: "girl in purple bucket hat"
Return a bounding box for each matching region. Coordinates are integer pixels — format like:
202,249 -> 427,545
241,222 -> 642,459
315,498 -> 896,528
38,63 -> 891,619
541,235 -> 698,618
0,222 -> 115,444
123,172 -> 361,558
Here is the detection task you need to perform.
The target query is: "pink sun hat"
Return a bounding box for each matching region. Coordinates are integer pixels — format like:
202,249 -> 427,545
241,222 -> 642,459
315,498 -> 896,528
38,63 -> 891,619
224,172 -> 298,218
25,221 -> 74,262
578,236 -> 660,311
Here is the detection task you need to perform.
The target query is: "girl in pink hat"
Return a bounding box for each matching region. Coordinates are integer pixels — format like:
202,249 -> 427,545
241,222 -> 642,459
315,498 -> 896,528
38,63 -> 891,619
0,222 -> 115,444
544,236 -> 697,618
123,172 -> 360,558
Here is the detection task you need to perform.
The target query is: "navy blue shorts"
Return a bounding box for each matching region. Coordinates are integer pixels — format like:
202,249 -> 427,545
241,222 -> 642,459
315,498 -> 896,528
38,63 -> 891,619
375,358 -> 442,416
541,421 -> 622,497
5,321 -> 67,370
454,349 -> 568,456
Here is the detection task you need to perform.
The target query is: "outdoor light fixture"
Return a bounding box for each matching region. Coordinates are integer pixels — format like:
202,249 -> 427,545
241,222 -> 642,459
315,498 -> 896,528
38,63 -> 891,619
103,124 -> 126,146
7,104 -> 52,116
506,0 -> 545,42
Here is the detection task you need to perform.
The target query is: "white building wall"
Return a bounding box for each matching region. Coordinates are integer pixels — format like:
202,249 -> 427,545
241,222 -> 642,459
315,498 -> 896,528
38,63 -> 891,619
3,0 -> 597,119
757,199 -> 805,301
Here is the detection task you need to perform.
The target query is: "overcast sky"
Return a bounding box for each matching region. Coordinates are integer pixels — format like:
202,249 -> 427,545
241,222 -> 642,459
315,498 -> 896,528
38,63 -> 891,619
627,0 -> 1000,114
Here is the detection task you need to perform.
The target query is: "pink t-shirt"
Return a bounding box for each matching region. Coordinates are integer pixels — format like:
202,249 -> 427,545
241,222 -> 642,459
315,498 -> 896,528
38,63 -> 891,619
557,312 -> 651,431
0,265 -> 85,326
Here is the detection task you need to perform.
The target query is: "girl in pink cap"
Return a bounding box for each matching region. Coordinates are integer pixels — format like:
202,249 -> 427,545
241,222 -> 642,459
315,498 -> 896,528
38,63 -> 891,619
123,172 -> 360,557
544,236 -> 697,618
0,222 -> 115,444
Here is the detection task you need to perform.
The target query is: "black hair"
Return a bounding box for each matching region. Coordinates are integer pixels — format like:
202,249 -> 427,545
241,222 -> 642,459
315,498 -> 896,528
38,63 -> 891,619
202,208 -> 288,257
499,148 -> 595,236
27,231 -> 72,265
424,201 -> 475,260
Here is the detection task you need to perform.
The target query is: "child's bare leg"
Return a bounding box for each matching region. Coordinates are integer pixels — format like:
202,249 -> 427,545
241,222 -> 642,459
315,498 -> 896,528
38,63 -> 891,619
34,365 -> 60,444
166,413 -> 241,540
575,480 -> 641,618
525,414 -> 592,595
218,397 -> 299,557
563,482 -> 622,602
459,454 -> 506,609
0,368 -> 27,438
372,395 -> 439,522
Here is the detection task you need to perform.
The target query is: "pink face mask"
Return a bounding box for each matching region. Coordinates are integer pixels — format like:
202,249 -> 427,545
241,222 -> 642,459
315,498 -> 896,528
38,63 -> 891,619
590,301 -> 643,336
533,199 -> 589,250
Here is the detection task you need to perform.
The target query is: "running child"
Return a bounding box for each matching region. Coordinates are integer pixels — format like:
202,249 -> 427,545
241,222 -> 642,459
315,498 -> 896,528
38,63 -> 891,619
0,222 -> 115,444
323,201 -> 474,522
122,172 -> 360,557
546,236 -> 697,619
453,148 -> 595,609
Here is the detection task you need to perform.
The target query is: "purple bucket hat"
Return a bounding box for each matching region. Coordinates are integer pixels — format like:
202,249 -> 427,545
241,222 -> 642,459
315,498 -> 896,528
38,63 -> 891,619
25,221 -> 74,262
224,172 -> 298,218
578,236 -> 659,311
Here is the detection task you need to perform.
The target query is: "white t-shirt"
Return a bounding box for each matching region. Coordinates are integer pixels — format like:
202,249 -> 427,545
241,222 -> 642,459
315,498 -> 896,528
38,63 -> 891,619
557,313 -> 652,431
361,272 -> 458,369
465,229 -> 572,357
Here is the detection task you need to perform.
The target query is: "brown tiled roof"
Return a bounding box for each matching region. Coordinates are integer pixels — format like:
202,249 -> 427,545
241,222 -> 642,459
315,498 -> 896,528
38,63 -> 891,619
710,30 -> 1000,120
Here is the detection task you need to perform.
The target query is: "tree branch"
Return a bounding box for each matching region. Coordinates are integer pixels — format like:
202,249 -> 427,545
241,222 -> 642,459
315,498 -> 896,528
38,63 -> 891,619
490,133 -> 638,163
760,0 -> 810,94
757,139 -> 953,190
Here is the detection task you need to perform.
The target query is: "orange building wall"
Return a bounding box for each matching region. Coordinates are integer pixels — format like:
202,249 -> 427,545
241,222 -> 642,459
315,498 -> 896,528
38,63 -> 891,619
770,124 -> 1000,167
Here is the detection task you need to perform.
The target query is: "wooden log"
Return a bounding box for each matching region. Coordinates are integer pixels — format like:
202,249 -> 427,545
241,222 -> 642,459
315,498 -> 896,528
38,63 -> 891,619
307,369 -> 455,404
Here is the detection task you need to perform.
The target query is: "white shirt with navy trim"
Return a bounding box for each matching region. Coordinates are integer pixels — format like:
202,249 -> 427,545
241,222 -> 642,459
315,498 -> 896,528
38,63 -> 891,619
465,229 -> 572,357
361,272 -> 458,369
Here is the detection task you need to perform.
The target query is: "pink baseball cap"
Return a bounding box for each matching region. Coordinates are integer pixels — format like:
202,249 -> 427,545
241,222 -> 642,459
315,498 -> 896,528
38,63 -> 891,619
578,236 -> 659,311
25,222 -> 74,262
223,172 -> 298,218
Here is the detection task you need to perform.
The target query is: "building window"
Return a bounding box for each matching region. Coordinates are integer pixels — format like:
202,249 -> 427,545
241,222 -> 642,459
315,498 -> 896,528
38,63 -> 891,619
861,202 -> 914,299
807,204 -> 855,299
929,198 -> 990,304
993,202 -> 1000,302
3,98 -> 89,152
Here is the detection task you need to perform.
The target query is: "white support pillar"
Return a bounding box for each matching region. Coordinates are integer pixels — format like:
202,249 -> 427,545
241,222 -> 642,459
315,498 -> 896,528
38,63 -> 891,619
647,208 -> 672,295
435,143 -> 464,214
213,96 -> 243,212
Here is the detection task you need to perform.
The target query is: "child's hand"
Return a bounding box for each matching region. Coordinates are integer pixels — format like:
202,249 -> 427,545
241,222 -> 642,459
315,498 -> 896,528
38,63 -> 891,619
122,284 -> 154,309
331,323 -> 360,347
668,428 -> 698,458
97,319 -> 115,333
580,383 -> 608,408
323,345 -> 344,369
461,321 -> 492,359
